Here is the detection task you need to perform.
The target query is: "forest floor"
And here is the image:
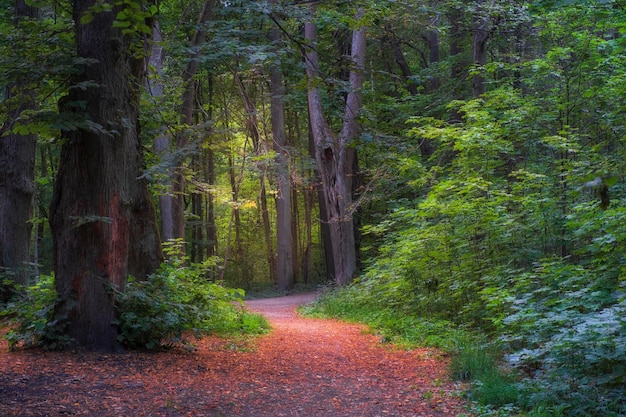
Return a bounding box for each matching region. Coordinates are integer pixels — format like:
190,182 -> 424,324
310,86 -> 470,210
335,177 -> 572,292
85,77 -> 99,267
0,292 -> 469,416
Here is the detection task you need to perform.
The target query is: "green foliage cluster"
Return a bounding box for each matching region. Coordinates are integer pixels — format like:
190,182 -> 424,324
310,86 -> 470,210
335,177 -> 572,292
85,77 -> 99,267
317,2 -> 626,416
1,255 -> 269,351
115,254 -> 269,350
503,257 -> 626,415
1,275 -> 72,350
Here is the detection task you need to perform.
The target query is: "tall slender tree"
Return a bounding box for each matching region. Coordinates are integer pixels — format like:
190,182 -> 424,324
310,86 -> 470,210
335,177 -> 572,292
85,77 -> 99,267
269,1 -> 294,291
0,0 -> 39,300
159,0 -> 217,246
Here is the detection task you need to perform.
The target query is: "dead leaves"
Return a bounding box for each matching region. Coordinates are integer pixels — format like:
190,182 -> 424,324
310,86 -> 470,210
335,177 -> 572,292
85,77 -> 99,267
1,294 -> 468,416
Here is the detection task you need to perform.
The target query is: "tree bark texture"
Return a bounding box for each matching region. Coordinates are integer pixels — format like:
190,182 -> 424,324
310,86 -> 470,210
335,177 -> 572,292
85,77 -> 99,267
148,23 -> 176,242
305,8 -> 365,286
0,0 -> 39,300
50,0 -> 162,351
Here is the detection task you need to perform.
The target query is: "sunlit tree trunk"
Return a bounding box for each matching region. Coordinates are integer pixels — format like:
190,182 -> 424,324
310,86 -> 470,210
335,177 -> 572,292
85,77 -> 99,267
201,73 -> 217,259
304,8 -> 366,286
49,0 -> 163,351
0,0 -> 38,301
220,152 -> 244,282
205,146 -> 217,258
233,73 -> 277,282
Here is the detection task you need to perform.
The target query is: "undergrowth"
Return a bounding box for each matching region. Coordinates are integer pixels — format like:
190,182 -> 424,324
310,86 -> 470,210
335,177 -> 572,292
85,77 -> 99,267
1,250 -> 269,351
0,274 -> 72,350
114,255 -> 270,350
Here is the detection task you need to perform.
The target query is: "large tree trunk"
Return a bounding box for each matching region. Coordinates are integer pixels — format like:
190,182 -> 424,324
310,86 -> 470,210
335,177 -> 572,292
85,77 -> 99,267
0,0 -> 38,301
49,0 -> 163,351
270,8 -> 294,291
304,8 -> 365,286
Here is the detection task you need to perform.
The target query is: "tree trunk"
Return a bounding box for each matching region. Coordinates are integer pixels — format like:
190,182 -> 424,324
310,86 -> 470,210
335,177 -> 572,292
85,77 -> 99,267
148,22 -> 175,242
233,72 -> 277,283
190,178 -> 203,263
49,0 -> 163,351
472,1 -> 493,98
302,175 -> 314,284
304,8 -> 365,286
0,0 -> 39,301
205,147 -> 217,258
170,0 -> 216,245
220,153 -> 244,282
448,6 -> 468,122
201,73 -> 217,259
427,15 -> 441,91
270,10 -> 294,291
382,24 -> 418,96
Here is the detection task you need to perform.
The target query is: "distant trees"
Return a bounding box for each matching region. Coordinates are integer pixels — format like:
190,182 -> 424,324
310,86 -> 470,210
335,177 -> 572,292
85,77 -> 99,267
269,0 -> 295,291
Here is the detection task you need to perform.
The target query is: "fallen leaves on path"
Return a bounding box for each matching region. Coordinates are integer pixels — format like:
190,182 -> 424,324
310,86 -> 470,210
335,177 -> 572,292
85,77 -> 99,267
1,293 -> 469,416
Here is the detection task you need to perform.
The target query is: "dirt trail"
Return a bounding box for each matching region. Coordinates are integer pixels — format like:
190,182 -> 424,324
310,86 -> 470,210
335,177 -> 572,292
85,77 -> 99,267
0,292 -> 467,416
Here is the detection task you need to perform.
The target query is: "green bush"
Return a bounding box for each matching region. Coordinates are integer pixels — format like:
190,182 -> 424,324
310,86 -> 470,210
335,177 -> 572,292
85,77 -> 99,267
1,256 -> 269,351
0,274 -> 72,350
503,259 -> 626,416
115,256 -> 269,350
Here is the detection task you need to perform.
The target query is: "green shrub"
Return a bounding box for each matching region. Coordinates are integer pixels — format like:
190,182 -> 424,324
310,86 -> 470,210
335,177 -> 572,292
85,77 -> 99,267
503,258 -> 626,416
115,256 -> 269,350
1,255 -> 269,351
0,274 -> 72,350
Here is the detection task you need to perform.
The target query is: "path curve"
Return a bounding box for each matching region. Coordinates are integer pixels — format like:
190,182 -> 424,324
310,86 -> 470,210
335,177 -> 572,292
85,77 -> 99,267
238,292 -> 467,417
0,292 -> 468,416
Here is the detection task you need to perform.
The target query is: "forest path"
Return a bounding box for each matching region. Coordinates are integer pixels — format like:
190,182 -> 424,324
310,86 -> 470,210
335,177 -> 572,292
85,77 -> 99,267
0,292 -> 467,417
233,292 -> 467,416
